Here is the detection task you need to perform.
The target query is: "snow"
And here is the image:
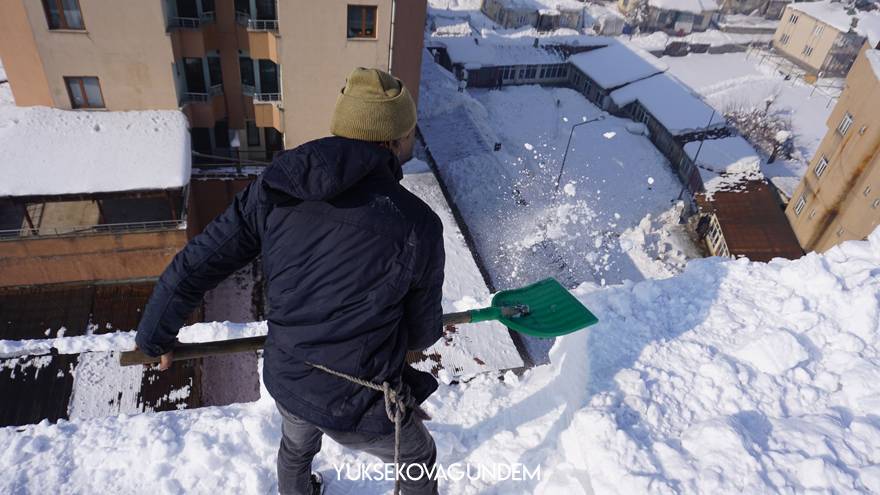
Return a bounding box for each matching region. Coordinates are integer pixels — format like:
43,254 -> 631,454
0,57 -> 13,106
716,14 -> 779,30
625,29 -> 773,50
569,41 -> 667,89
503,0 -> 588,12
866,49 -> 880,81
684,136 -> 765,193
434,35 -> 567,67
610,72 -> 727,135
662,51 -> 837,182
4,228 -> 880,493
648,0 -> 718,14
0,106 -> 191,197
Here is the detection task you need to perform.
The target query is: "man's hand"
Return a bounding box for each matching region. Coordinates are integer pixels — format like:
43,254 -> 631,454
158,350 -> 174,371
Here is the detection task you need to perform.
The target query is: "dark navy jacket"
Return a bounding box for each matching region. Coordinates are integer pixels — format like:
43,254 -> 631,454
135,137 -> 445,434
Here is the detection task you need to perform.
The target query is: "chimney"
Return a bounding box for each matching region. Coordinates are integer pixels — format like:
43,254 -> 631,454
851,16 -> 859,29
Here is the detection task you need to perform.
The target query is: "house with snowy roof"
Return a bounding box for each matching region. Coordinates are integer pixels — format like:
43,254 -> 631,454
481,0 -> 588,31
618,0 -> 720,35
568,41 -> 667,108
773,1 -> 880,76
0,107 -> 191,288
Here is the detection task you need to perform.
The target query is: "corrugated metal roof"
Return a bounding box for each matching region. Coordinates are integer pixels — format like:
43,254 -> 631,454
698,180 -> 804,262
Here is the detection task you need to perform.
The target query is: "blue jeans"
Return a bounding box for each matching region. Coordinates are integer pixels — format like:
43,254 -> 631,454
276,402 -> 439,495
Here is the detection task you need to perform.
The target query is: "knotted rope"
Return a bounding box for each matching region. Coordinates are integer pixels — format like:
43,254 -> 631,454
306,362 -> 413,495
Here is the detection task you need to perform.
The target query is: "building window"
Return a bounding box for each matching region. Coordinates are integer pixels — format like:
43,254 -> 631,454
873,198 -> 880,209
808,208 -> 817,219
789,13 -> 799,24
347,5 -> 377,38
246,121 -> 261,146
207,56 -> 223,87
836,226 -> 845,237
64,76 -> 104,109
780,33 -> 790,45
802,45 -> 814,57
837,112 -> 854,135
865,185 -> 873,196
812,24 -> 824,37
794,194 -> 807,216
42,0 -> 84,30
240,57 -> 256,87
693,15 -> 704,25
814,156 -> 829,178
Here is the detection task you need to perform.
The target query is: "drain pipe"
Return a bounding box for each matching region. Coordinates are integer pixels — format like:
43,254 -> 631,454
388,0 -> 397,73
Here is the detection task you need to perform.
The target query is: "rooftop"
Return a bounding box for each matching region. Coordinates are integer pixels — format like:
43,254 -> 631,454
610,72 -> 727,136
435,34 -> 611,67
866,49 -> 880,80
0,107 -> 191,197
648,0 -> 719,14
790,1 -> 880,45
569,40 -> 667,89
684,136 -> 764,194
503,0 -> 590,13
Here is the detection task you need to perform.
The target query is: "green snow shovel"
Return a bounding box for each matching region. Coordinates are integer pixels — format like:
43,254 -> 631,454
119,277 -> 597,366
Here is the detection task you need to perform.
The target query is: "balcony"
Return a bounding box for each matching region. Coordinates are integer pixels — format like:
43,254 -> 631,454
167,12 -> 215,30
247,21 -> 280,63
252,93 -> 283,133
181,84 -> 226,127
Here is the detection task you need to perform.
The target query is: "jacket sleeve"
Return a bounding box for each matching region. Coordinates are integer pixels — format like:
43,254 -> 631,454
135,181 -> 265,357
404,212 -> 446,352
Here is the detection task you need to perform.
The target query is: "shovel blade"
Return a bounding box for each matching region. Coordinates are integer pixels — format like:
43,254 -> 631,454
492,278 -> 598,338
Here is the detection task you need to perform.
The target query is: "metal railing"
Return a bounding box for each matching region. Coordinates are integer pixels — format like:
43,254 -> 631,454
242,84 -> 256,96
168,12 -> 215,29
180,84 -> 223,104
248,19 -> 279,31
254,92 -> 282,103
235,11 -> 250,26
0,219 -> 186,241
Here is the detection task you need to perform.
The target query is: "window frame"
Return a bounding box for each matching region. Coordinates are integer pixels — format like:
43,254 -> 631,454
814,156 -> 829,178
246,121 -> 261,146
346,5 -> 378,39
794,194 -> 807,216
42,0 -> 85,30
837,112 -> 854,135
64,76 -> 105,109
780,33 -> 790,45
789,13 -> 799,24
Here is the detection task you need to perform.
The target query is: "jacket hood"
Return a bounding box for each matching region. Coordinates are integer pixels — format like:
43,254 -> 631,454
262,136 -> 402,201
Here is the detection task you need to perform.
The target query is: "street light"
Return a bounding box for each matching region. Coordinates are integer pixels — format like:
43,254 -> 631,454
554,114 -> 606,193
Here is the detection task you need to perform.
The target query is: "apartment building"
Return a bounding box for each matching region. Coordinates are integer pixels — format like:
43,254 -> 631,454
618,0 -> 718,35
786,46 -> 880,252
772,1 -> 880,76
0,0 -> 427,160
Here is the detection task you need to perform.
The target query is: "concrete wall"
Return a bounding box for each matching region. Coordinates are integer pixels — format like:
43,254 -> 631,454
278,0 -> 387,147
0,0 -> 53,106
0,229 -> 187,287
7,0 -> 178,110
772,5 -> 853,74
785,46 -> 880,252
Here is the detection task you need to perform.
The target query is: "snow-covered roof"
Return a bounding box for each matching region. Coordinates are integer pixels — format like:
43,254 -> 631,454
0,106 -> 191,197
502,0 -> 588,13
437,36 -> 571,66
789,1 -> 880,45
569,41 -> 667,89
648,0 -> 718,15
610,73 -> 726,135
866,49 -> 880,81
684,136 -> 763,193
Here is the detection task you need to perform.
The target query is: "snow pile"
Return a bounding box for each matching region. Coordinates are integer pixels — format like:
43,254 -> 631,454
3,229 -> 879,493
504,0 -> 588,12
0,106 -> 191,196
430,13 -> 475,37
610,72 -> 727,136
684,136 -> 765,194
557,229 -> 880,494
649,0 -> 718,14
569,40 -> 667,89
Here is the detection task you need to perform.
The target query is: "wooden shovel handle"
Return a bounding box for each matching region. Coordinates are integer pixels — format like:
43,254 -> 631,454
121,310 -> 483,367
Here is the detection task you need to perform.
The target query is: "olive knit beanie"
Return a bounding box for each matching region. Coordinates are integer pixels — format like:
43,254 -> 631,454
330,67 -> 417,142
